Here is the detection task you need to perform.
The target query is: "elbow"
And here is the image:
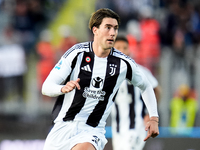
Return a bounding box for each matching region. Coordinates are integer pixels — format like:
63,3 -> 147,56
41,82 -> 49,96
41,81 -> 63,97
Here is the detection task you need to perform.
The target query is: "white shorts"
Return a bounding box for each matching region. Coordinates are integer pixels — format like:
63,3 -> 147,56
43,121 -> 107,150
112,129 -> 146,150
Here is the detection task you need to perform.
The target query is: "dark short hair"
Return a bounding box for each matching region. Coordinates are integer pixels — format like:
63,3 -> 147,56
89,8 -> 120,30
115,36 -> 128,43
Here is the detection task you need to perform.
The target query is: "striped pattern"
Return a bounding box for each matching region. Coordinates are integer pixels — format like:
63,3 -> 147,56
51,41 -> 144,128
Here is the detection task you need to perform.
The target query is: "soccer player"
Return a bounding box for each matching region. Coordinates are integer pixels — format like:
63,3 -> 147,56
111,36 -> 161,150
42,8 -> 159,150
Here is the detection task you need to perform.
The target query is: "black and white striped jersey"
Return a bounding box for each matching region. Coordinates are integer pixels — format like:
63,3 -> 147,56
111,65 -> 158,133
42,41 -> 158,128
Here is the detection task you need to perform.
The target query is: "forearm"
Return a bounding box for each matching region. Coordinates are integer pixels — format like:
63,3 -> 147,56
141,84 -> 159,118
42,73 -> 65,97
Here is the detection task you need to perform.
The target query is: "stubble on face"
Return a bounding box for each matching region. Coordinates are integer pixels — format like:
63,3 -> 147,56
95,18 -> 119,52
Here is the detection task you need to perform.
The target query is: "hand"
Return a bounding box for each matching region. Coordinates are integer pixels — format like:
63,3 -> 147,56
61,78 -> 80,93
144,116 -> 159,141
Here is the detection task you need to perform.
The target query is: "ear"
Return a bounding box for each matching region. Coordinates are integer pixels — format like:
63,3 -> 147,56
92,26 -> 98,35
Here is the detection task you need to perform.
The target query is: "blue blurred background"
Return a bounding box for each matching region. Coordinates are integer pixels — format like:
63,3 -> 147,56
0,0 -> 200,149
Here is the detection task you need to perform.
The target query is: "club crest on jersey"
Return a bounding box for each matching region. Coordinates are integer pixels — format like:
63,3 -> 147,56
85,56 -> 91,62
92,77 -> 103,88
55,60 -> 62,70
109,64 -> 117,76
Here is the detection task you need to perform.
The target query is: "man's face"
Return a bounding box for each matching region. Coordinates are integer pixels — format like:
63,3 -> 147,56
114,40 -> 130,56
93,17 -> 118,50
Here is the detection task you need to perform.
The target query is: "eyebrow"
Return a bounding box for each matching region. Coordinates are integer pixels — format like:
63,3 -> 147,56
105,24 -> 119,28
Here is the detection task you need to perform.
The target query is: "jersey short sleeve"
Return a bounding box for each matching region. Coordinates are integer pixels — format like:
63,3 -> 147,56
138,64 -> 158,88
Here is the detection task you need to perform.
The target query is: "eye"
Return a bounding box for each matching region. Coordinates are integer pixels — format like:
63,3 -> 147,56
107,26 -> 111,30
114,27 -> 118,30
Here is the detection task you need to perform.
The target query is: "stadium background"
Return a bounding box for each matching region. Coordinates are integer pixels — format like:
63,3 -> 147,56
0,0 -> 200,149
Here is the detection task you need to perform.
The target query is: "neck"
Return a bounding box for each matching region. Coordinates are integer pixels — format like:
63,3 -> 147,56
92,41 -> 111,58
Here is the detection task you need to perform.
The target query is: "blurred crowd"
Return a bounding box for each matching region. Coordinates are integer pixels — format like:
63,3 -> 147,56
0,0 -> 68,102
0,0 -> 199,127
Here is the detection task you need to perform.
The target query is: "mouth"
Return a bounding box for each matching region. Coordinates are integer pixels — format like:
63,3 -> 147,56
107,39 -> 114,43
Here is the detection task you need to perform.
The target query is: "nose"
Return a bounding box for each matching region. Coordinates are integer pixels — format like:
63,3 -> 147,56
110,28 -> 117,37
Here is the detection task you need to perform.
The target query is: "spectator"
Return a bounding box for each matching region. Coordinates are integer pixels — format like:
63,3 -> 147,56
56,25 -> 78,59
170,84 -> 198,128
11,0 -> 46,56
0,26 -> 26,101
36,29 -> 56,100
138,5 -> 161,75
126,20 -> 141,63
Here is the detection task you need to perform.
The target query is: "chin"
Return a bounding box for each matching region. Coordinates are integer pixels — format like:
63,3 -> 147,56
107,45 -> 113,50
108,43 -> 114,47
